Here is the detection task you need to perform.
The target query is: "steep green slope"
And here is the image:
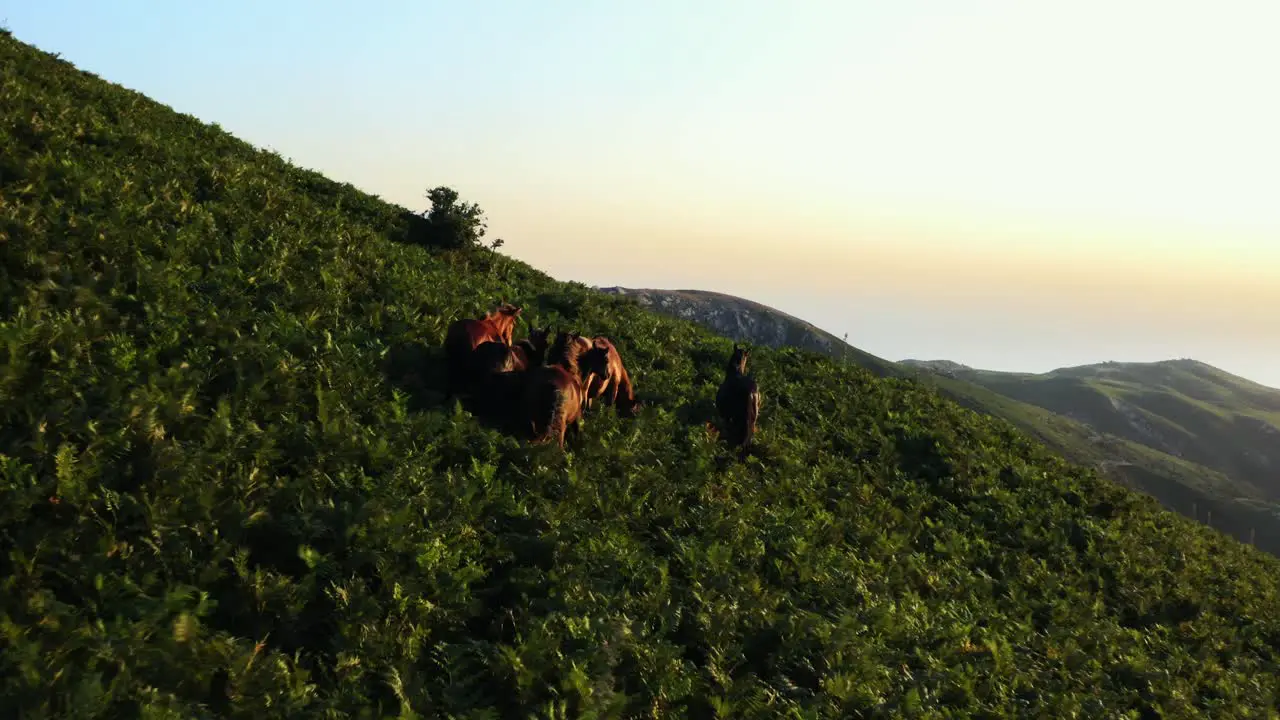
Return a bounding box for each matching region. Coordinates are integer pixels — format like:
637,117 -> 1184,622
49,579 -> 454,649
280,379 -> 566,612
602,288 -> 1280,557
8,30 -> 1280,718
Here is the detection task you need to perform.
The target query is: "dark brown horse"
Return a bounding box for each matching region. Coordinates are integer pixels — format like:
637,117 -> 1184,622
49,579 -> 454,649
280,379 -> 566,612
469,325 -> 553,424
716,344 -> 760,456
582,336 -> 639,415
523,331 -> 594,449
443,301 -> 522,395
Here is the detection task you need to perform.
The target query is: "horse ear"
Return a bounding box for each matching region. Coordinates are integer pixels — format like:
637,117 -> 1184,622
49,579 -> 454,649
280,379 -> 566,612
593,337 -> 609,350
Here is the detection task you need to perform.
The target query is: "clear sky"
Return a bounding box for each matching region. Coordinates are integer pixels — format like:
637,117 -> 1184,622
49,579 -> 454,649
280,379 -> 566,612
8,1 -> 1280,387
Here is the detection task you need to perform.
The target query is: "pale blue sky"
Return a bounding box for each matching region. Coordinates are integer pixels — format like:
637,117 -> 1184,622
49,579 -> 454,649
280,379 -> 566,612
8,1 -> 1280,386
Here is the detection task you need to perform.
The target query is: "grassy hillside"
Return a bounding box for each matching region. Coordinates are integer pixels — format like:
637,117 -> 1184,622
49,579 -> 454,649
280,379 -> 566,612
916,359 -> 1280,499
908,369 -> 1280,556
902,359 -> 1280,540
607,289 -> 1280,558
8,30 -> 1280,717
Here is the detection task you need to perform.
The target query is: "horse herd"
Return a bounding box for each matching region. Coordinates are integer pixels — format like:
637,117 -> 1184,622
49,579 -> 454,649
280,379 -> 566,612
443,301 -> 762,454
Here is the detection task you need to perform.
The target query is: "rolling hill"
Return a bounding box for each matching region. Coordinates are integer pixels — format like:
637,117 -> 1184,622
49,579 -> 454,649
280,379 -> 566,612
604,288 -> 1280,557
8,29 -> 1280,717
900,358 -> 1280,499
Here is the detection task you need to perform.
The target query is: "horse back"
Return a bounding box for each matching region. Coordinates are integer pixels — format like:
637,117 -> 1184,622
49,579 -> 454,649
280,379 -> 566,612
525,364 -> 584,437
447,317 -> 503,353
717,373 -> 756,414
530,363 -> 578,394
473,340 -> 530,375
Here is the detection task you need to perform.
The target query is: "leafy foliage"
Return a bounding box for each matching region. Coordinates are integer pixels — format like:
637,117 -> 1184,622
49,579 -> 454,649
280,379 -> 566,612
422,185 -> 492,251
6,31 -> 1280,718
907,361 -> 1280,556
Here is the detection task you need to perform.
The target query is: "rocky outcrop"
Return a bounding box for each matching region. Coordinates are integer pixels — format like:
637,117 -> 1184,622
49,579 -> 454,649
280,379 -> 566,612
597,287 -> 897,374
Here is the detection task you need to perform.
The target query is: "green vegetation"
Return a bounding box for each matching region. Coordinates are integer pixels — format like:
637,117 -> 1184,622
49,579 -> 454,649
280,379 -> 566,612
8,30 -> 1280,717
422,186 -> 502,251
901,360 -> 1280,555
604,288 -> 1280,558
933,359 -> 1280,495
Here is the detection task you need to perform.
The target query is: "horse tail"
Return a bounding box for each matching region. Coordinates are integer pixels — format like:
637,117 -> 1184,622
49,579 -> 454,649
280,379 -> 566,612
741,386 -> 760,454
547,381 -> 575,447
529,373 -> 567,444
615,366 -> 637,413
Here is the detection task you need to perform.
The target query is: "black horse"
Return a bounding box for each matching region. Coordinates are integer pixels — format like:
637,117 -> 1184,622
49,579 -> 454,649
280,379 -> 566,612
716,344 -> 761,457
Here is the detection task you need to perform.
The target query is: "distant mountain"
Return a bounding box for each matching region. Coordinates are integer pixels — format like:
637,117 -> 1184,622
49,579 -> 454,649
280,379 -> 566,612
895,359 -> 973,377
602,286 -> 1280,555
597,287 -> 900,377
899,358 -> 1280,501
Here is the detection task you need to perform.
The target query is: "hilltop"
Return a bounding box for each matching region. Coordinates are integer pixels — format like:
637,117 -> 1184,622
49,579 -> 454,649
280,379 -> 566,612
7,30 -> 1280,718
597,287 -> 900,377
607,288 -> 1280,556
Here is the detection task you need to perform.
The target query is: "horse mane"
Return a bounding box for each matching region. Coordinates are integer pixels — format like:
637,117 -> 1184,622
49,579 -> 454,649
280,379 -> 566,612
479,302 -> 522,344
547,331 -> 589,372
486,300 -> 520,317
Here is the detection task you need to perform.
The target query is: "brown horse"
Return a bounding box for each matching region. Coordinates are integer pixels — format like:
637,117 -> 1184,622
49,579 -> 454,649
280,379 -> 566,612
443,301 -> 522,395
472,324 -> 552,377
469,325 -> 553,423
716,344 -> 761,456
582,336 -> 639,415
523,331 -> 594,449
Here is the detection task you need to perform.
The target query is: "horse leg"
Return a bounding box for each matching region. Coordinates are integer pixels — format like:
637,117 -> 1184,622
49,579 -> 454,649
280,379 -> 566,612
528,410 -> 544,443
727,416 -> 743,448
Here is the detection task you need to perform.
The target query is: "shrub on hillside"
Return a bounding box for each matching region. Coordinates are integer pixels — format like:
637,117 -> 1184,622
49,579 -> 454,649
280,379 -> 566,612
421,185 -> 494,250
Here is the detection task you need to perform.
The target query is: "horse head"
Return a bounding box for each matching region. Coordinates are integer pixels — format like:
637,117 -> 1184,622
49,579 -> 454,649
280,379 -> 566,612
485,301 -> 523,343
528,324 -> 553,352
